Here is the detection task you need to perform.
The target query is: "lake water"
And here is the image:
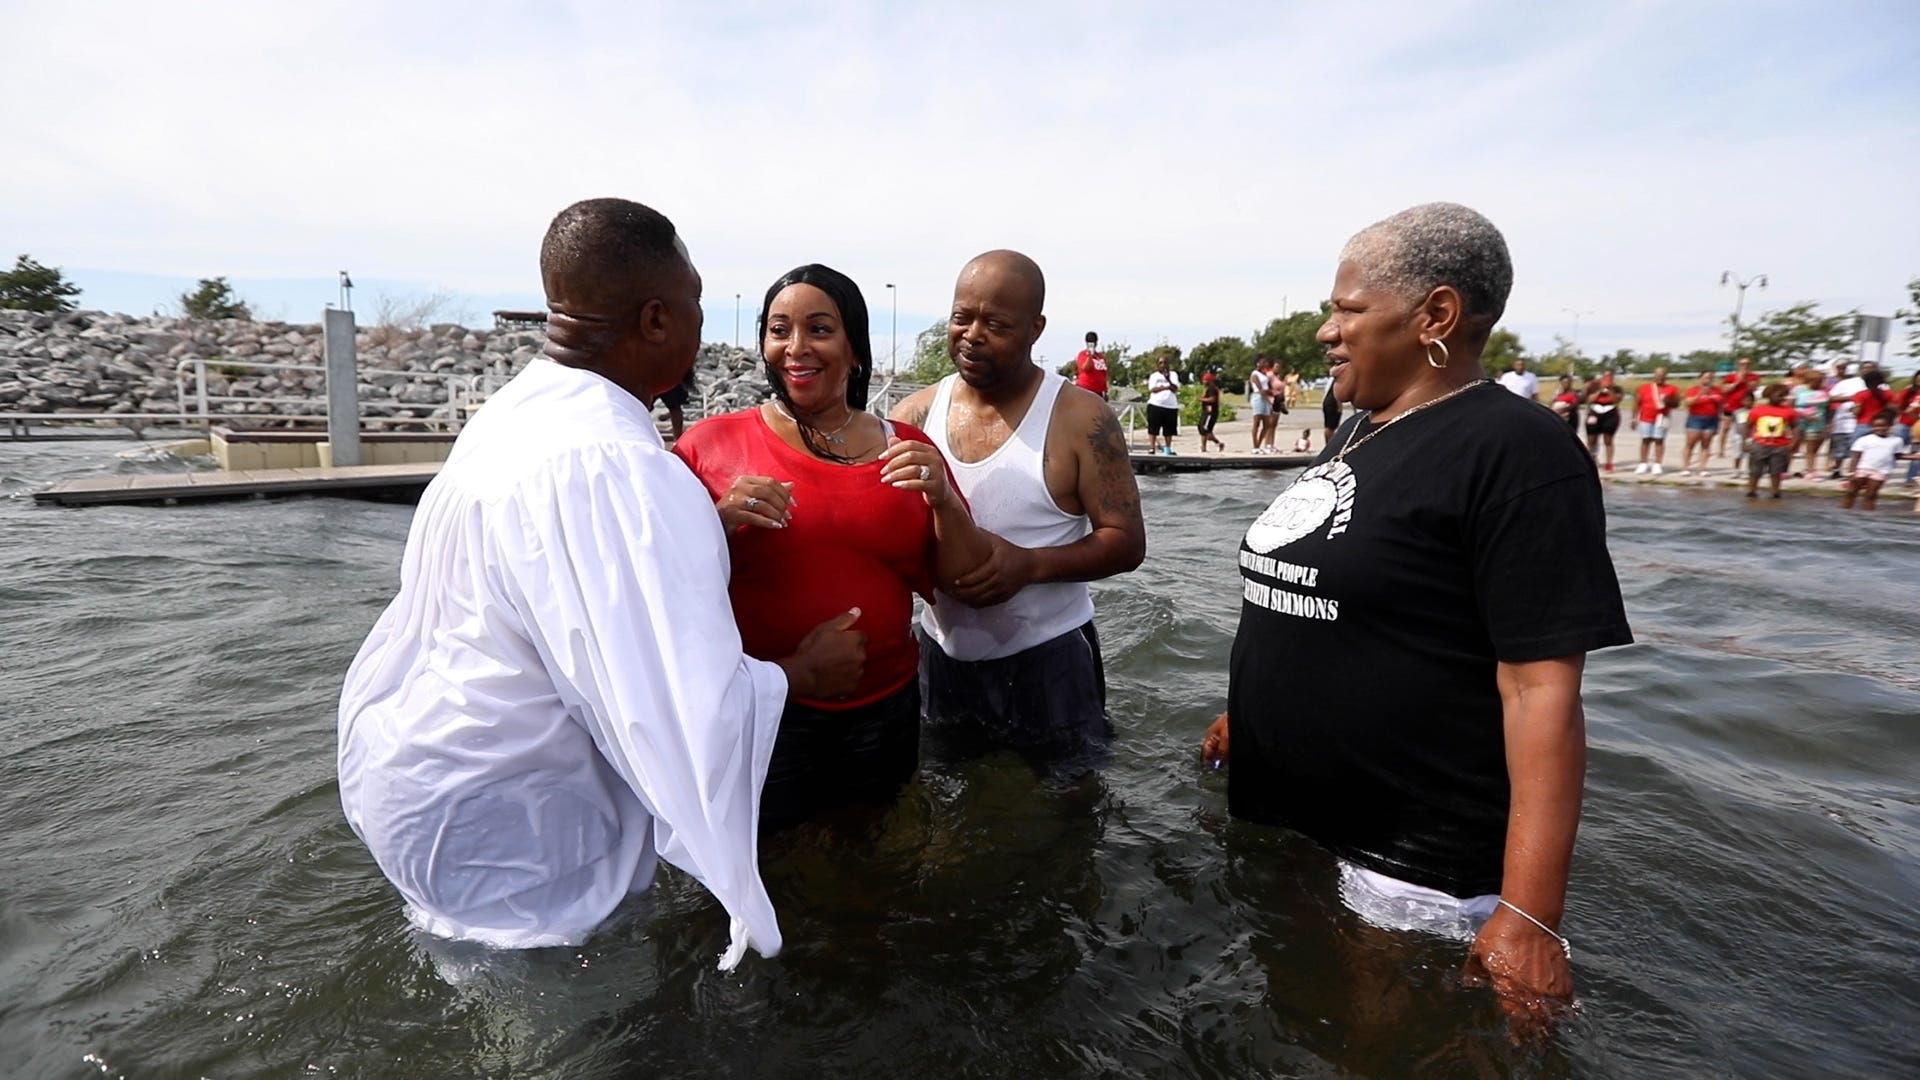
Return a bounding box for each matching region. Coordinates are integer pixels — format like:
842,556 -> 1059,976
3,439 -> 1916,1078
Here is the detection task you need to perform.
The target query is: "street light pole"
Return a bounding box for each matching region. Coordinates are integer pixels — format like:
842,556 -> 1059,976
1562,307 -> 1594,356
885,283 -> 897,374
734,293 -> 741,348
1719,271 -> 1767,364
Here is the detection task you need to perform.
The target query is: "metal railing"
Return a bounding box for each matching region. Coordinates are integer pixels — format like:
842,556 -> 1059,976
171,358 -> 490,432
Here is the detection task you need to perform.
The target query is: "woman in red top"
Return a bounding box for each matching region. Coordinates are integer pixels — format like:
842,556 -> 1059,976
1582,371 -> 1622,470
1853,369 -> 1894,431
1680,371 -> 1725,476
674,264 -> 991,829
1550,374 -> 1581,432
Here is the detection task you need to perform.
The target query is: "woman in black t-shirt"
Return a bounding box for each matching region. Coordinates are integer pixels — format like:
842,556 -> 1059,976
1200,203 -> 1631,1027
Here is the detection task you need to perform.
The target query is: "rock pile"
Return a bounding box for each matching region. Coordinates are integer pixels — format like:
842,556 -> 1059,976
0,309 -> 772,427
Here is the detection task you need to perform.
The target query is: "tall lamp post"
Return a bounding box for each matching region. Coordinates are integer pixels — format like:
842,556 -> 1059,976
1561,307 -> 1594,355
885,283 -> 897,374
1720,271 -> 1767,365
734,293 -> 741,348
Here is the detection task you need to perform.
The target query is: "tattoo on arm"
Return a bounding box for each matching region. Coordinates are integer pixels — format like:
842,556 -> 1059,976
1088,407 -> 1127,466
892,393 -> 931,428
1087,407 -> 1142,521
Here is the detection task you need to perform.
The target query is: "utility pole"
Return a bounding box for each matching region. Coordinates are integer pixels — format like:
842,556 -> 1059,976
885,283 -> 897,374
1720,271 -> 1767,365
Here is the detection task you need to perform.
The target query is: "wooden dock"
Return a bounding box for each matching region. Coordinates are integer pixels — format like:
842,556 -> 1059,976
33,463 -> 440,507
30,448 -> 1315,508
1128,450 -> 1311,473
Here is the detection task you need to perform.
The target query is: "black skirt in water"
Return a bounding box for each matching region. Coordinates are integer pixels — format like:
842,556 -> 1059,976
759,681 -> 920,830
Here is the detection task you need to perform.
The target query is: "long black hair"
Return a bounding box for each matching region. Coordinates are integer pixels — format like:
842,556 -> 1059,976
757,263 -> 874,463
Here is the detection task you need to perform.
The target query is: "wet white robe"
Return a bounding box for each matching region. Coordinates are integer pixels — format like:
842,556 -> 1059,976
338,358 -> 787,970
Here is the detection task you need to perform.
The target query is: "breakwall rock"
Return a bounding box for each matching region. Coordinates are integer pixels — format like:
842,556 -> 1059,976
0,309 -> 770,426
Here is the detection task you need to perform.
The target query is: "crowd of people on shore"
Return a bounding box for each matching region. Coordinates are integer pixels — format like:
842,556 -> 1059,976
1501,355 -> 1920,511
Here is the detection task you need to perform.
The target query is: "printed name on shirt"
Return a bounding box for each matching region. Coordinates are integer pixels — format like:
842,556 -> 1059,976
1241,578 -> 1341,621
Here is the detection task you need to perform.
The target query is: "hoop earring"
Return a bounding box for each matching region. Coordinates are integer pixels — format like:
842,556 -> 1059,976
1425,339 -> 1450,369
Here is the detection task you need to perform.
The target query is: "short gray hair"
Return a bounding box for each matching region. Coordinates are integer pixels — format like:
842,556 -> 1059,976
1339,202 -> 1512,331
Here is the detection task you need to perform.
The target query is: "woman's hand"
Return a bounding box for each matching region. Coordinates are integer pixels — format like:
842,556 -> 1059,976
879,437 -> 952,508
1464,907 -> 1575,1040
718,475 -> 794,532
1202,712 -> 1229,767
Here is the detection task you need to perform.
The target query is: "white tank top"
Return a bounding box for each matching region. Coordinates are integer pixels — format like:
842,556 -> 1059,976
920,371 -> 1094,661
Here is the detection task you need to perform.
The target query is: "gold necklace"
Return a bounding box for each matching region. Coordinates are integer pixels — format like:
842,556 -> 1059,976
1335,379 -> 1492,462
773,400 -> 856,444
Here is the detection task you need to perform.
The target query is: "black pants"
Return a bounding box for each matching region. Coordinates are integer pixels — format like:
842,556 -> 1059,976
760,681 -> 920,831
918,621 -> 1111,769
1147,404 -> 1178,438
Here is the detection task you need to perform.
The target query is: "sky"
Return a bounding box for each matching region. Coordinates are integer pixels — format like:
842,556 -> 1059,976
4,0 -> 1917,370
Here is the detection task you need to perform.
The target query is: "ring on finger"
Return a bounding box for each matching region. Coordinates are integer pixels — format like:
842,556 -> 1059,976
918,464 -> 930,481
744,496 -> 759,509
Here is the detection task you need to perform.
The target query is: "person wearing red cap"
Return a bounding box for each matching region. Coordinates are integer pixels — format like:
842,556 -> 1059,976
1197,371 -> 1225,451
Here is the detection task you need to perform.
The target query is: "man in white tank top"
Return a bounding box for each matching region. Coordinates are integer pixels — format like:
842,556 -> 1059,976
891,250 -> 1146,762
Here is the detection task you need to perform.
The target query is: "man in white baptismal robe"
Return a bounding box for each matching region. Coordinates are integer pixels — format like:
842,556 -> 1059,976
338,199 -> 864,969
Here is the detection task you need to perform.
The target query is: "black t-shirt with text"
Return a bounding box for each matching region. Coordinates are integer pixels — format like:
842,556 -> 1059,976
1227,382 -> 1632,897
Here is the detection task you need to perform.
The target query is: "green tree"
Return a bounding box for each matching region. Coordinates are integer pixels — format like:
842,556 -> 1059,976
1252,306 -> 1331,383
1481,328 -> 1526,372
0,254 -> 81,313
179,276 -> 251,321
900,319 -> 954,383
1737,302 -> 1855,371
1894,275 -> 1919,359
1673,349 -> 1722,375
1187,335 -> 1255,392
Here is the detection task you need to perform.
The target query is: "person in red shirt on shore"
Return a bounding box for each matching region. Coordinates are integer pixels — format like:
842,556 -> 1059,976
1717,356 -> 1760,470
1745,382 -> 1799,499
1074,331 -> 1109,400
674,263 -> 992,830
1896,374 -> 1920,487
1633,367 -> 1682,475
1550,374 -> 1582,432
1583,370 -> 1623,470
1680,371 -> 1725,476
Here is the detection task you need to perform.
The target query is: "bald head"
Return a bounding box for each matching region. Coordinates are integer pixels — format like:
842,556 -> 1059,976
958,250 -> 1046,322
540,197 -> 688,318
537,198 -> 704,401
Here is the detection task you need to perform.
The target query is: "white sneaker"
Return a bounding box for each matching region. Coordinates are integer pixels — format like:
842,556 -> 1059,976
1652,463 -> 1665,475
1634,462 -> 1650,474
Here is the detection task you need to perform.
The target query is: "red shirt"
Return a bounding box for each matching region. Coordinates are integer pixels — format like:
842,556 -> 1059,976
1636,382 -> 1680,422
1685,385 -> 1725,417
1854,388 -> 1893,427
1748,403 -> 1798,447
673,410 -> 944,708
1074,349 -> 1108,395
1720,372 -> 1759,410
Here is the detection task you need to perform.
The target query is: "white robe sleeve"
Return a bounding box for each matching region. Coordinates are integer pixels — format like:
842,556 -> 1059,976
494,440 -> 788,970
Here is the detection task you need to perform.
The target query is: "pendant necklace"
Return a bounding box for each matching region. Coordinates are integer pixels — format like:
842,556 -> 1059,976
1335,379 -> 1492,463
774,401 -> 855,444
